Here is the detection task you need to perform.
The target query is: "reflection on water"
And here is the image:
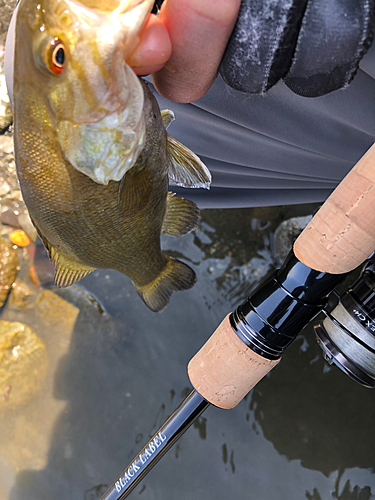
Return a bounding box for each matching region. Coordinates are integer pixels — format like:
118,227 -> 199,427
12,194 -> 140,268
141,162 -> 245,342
250,330 -> 375,478
193,416 -> 207,440
307,482 -> 373,500
84,484 -> 109,500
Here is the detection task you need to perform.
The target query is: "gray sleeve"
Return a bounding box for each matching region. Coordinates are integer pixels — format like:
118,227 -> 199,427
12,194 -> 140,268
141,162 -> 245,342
149,43 -> 375,209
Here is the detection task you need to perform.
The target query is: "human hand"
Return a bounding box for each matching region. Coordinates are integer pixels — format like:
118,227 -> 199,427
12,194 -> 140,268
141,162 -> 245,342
129,0 -> 241,103
127,13 -> 172,77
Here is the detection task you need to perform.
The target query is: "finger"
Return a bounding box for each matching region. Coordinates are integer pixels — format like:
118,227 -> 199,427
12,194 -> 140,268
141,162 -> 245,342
128,14 -> 172,76
152,0 -> 241,103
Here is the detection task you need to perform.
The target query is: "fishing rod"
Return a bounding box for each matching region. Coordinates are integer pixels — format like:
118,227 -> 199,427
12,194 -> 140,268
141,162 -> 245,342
100,144 -> 375,500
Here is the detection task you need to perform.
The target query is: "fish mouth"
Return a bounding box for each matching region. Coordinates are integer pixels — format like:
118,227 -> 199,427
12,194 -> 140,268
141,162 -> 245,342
57,60 -> 146,186
60,0 -> 154,121
65,0 -> 155,60
53,0 -> 154,184
114,0 -> 155,58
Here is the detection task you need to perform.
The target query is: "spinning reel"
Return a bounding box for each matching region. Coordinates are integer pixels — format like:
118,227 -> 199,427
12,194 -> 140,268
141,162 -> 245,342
315,258 -> 375,388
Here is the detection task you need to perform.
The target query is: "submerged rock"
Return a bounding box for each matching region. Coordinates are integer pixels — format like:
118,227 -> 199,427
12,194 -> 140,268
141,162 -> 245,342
35,289 -> 80,331
18,213 -> 37,242
273,215 -> 312,264
0,178 -> 9,196
0,236 -> 18,307
0,208 -> 20,228
8,279 -> 35,310
0,135 -> 13,154
0,180 -> 10,196
0,100 -> 12,134
29,260 -> 55,288
0,321 -> 48,410
9,229 -> 30,247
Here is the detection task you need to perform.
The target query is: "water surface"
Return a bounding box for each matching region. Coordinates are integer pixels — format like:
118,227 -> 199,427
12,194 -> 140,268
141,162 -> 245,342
1,204 -> 374,500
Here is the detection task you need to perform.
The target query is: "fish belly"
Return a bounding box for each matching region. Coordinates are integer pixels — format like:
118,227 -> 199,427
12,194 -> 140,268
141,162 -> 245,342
15,134 -> 168,287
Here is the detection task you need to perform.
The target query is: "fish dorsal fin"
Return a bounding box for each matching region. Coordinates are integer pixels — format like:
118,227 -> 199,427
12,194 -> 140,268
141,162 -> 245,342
29,219 -> 95,288
166,134 -> 211,189
162,192 -> 200,236
161,109 -> 175,130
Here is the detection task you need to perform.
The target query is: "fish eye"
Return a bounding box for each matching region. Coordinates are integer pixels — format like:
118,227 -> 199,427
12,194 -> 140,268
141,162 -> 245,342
38,37 -> 66,75
51,43 -> 65,71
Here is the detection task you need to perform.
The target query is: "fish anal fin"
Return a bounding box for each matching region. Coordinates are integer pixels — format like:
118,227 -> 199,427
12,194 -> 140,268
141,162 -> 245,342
27,215 -> 95,287
54,251 -> 95,288
26,215 -> 94,288
134,256 -> 196,312
162,192 -> 200,236
167,134 -> 211,189
161,109 -> 175,129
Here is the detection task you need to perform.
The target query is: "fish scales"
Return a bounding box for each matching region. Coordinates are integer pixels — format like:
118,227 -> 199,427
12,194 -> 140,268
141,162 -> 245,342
13,0 -> 211,311
17,87 -> 168,282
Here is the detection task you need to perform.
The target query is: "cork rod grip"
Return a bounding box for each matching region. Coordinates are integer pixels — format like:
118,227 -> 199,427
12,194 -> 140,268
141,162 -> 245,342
188,315 -> 280,409
294,143 -> 375,274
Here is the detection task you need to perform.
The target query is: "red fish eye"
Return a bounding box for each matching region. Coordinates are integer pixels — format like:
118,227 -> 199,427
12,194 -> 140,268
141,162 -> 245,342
47,39 -> 65,75
52,44 -> 65,71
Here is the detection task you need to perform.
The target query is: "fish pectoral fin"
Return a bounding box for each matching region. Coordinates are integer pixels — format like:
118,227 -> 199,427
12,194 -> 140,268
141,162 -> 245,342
53,252 -> 96,288
118,166 -> 152,215
161,109 -> 175,130
162,192 -> 200,236
134,255 -> 196,312
166,134 -> 212,189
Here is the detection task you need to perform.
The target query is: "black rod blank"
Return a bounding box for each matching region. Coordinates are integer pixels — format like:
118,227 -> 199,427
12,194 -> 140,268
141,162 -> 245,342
100,390 -> 209,500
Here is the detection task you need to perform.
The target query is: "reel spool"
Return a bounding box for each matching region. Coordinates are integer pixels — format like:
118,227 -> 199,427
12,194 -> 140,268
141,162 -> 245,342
314,260 -> 375,388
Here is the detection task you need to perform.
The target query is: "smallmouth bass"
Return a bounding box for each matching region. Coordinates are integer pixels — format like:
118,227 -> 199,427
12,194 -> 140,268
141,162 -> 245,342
13,0 -> 211,312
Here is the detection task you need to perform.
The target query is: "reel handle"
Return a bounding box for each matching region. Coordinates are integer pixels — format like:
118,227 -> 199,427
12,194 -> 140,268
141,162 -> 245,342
188,314 -> 280,409
294,143 -> 375,274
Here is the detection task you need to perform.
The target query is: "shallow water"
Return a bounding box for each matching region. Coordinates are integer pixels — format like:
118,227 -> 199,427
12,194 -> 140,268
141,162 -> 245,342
0,2 -> 374,499
0,203 -> 374,500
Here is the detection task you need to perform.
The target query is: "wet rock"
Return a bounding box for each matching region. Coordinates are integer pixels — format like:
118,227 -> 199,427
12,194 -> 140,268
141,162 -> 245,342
0,101 -> 12,134
0,321 -> 48,410
18,213 -> 37,242
35,289 -> 79,331
0,286 -> 115,474
273,215 -> 312,264
6,190 -> 22,202
0,140 -> 19,196
0,236 -> 18,306
0,208 -> 20,228
0,134 -> 13,153
0,179 -> 9,196
26,242 -> 49,263
9,229 -> 30,247
0,224 -> 11,238
8,279 -> 36,310
0,2 -> 18,46
29,260 -> 55,288
0,72 -> 12,134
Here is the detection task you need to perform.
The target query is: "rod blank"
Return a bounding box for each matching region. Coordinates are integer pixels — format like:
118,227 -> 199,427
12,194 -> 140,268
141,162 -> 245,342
100,390 -> 209,500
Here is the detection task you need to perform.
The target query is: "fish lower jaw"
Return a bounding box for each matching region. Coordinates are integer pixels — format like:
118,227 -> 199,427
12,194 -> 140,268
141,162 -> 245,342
57,61 -> 146,185
88,133 -> 146,185
57,113 -> 146,185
